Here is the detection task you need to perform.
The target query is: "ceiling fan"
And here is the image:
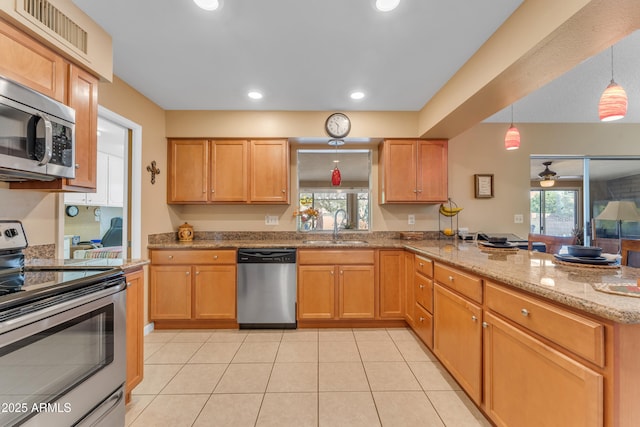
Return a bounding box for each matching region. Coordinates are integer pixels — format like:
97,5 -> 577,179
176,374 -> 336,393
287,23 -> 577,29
538,161 -> 558,187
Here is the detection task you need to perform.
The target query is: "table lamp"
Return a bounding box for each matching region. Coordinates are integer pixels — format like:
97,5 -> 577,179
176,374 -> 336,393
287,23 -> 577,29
595,200 -> 640,253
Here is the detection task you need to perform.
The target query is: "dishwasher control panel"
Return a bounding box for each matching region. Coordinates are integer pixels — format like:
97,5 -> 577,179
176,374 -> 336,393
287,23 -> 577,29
237,248 -> 297,264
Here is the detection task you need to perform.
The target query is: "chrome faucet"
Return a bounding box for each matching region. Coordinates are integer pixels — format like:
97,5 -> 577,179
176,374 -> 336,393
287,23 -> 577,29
333,209 -> 347,240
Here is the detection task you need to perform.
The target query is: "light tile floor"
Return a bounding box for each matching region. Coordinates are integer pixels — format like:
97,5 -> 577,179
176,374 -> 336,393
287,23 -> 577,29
126,328 -> 492,427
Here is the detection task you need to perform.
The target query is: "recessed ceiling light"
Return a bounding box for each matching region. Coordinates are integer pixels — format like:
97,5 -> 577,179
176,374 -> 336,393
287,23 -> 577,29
248,91 -> 263,100
193,0 -> 221,11
375,0 -> 400,12
350,91 -> 365,100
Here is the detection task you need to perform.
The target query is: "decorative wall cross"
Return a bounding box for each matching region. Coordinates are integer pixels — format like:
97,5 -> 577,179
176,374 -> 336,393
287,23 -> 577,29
146,160 -> 160,184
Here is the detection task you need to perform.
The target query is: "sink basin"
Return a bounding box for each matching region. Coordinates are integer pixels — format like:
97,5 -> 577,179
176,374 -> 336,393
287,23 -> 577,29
302,240 -> 368,245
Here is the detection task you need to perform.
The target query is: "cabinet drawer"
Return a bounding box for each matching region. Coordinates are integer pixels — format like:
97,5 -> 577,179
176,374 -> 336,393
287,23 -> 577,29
298,250 -> 375,265
434,263 -> 482,303
151,249 -> 236,265
414,303 -> 433,349
415,272 -> 433,313
486,282 -> 605,367
415,255 -> 433,277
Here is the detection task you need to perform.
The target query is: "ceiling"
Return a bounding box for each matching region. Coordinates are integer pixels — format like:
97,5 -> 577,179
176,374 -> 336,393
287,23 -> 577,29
72,0 -> 523,112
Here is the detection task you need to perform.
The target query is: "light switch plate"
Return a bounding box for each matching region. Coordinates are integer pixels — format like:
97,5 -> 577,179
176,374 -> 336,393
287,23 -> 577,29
408,214 -> 415,225
514,214 -> 524,224
265,215 -> 279,225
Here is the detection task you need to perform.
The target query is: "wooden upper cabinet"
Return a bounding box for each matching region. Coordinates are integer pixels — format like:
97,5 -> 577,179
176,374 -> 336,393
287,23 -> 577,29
0,19 -> 65,102
379,139 -> 448,203
168,139 -> 209,203
66,65 -> 98,189
211,140 -> 249,202
167,138 -> 290,204
250,139 -> 289,203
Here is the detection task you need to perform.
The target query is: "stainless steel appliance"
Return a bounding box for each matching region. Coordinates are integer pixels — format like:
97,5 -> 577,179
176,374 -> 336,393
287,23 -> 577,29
0,75 -> 75,182
237,248 -> 297,329
0,221 -> 126,426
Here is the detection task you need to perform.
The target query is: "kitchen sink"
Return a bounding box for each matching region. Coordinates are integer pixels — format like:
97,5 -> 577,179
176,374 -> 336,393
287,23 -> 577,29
303,240 -> 368,245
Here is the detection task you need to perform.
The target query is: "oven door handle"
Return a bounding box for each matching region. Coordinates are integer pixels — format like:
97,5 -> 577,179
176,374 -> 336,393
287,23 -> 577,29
74,387 -> 124,427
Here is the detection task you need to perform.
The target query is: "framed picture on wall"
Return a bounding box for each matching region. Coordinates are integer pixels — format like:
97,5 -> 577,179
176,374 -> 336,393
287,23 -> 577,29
474,174 -> 494,198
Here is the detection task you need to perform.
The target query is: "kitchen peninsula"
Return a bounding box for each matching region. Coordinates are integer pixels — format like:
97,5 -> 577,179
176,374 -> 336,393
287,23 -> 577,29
148,233 -> 640,427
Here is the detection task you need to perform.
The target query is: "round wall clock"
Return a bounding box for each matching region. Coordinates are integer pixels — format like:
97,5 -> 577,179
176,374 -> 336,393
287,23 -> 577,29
66,205 -> 79,217
325,112 -> 351,138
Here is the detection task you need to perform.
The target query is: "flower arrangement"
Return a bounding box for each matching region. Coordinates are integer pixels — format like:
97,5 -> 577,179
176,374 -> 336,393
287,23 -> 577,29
294,207 -> 319,222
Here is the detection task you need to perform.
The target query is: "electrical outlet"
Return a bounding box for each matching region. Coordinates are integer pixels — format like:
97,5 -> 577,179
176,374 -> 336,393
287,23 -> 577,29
514,214 -> 524,224
408,214 -> 415,225
265,215 -> 279,225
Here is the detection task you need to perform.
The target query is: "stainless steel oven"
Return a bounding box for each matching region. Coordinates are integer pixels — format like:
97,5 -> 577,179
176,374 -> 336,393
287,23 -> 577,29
0,221 -> 126,426
0,75 -> 75,182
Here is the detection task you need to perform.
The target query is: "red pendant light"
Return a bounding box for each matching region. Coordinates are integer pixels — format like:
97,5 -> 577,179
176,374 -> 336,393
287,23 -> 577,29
599,46 -> 627,122
331,166 -> 342,186
504,105 -> 520,150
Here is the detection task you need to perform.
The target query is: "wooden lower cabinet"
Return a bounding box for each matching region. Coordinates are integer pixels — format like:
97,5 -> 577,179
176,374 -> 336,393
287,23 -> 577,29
150,265 -> 192,319
298,264 -> 374,320
125,268 -> 144,403
433,283 -> 483,404
194,265 -> 236,319
149,249 -> 236,324
413,302 -> 433,348
378,250 -> 405,319
484,312 -> 603,427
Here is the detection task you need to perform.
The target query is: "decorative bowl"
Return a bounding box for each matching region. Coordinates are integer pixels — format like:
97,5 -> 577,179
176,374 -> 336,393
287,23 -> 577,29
567,245 -> 602,258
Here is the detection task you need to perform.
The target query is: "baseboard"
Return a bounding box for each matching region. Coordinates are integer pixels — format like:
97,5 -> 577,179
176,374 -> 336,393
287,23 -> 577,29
143,322 -> 155,336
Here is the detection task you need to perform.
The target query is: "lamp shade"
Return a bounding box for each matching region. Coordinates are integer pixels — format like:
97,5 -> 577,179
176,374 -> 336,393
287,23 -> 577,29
595,201 -> 640,221
539,179 -> 555,188
598,81 -> 627,122
504,125 -> 520,150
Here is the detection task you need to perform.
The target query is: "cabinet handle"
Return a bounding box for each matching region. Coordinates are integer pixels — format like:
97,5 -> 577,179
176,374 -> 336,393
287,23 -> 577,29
186,271 -> 190,275
419,284 -> 425,289
75,164 -> 80,169
168,255 -> 174,259
448,275 -> 454,282
482,322 -> 489,328
413,189 -> 417,193
195,271 -> 200,275
471,315 -> 478,322
213,255 -> 218,260
340,270 -> 343,275
521,308 -> 530,317
330,271 -> 334,275
417,189 -> 422,193
211,189 -> 215,193
282,189 -> 286,193
126,282 -> 132,287
419,262 -> 424,267
419,317 -> 425,322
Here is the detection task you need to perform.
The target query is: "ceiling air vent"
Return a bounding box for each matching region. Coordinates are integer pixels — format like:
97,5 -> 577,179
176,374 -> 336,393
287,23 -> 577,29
21,0 -> 87,54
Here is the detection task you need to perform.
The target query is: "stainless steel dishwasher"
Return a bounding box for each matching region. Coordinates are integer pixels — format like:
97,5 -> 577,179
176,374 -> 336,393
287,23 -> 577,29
237,248 -> 297,329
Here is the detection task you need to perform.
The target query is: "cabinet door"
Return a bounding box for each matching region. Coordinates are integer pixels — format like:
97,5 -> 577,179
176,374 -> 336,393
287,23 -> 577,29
339,265 -> 375,319
379,250 -> 404,318
404,251 -> 415,325
416,140 -> 448,202
484,312 -> 603,427
433,284 -> 483,404
67,65 -> 98,189
0,20 -> 65,102
194,265 -> 236,319
85,152 -> 108,205
149,265 -> 192,320
298,265 -> 335,319
210,140 -> 248,202
168,139 -> 209,202
414,302 -> 433,349
381,140 -> 418,202
250,139 -> 289,203
125,269 -> 144,402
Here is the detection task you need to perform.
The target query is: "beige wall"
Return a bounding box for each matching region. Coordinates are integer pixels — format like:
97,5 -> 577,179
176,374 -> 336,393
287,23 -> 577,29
0,186 -> 57,245
448,123 -> 640,237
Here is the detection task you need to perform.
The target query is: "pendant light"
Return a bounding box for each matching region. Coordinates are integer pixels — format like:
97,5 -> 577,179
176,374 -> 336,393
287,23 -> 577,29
598,46 -> 627,122
328,139 -> 343,186
504,105 -> 520,150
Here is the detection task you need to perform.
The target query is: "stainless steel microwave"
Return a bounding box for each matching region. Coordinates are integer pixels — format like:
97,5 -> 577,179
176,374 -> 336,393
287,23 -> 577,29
0,75 -> 75,182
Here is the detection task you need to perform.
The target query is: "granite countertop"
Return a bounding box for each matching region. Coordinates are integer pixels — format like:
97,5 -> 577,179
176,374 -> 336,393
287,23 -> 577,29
26,258 -> 150,271
148,237 -> 640,324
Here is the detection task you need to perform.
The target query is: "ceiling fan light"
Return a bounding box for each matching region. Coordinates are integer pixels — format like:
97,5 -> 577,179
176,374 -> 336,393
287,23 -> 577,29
504,125 -> 520,150
193,0 -> 221,11
598,81 -> 627,122
540,179 -> 555,188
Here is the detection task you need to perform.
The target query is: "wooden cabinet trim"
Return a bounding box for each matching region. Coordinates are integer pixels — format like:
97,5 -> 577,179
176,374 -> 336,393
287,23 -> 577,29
298,249 -> 375,265
150,249 -> 236,265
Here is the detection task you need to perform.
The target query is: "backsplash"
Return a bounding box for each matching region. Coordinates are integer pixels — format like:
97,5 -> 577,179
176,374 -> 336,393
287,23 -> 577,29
149,231 -> 441,244
24,243 -> 56,259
